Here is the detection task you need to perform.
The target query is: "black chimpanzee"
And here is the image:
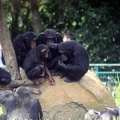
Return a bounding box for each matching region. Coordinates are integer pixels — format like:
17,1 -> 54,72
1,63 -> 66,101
0,86 -> 43,120
0,68 -> 11,85
56,40 -> 89,82
23,44 -> 55,85
13,31 -> 36,68
35,29 -> 63,75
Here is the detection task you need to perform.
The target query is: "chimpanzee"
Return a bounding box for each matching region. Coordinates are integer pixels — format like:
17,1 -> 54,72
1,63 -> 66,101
56,40 -> 89,82
23,44 -> 55,85
84,109 -> 100,120
0,68 -> 11,85
13,31 -> 36,68
100,107 -> 118,120
0,86 -> 43,120
35,29 -> 63,75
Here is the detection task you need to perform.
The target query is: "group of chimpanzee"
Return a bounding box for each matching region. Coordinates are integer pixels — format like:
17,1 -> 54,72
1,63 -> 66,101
13,29 -> 89,85
0,28 -> 89,120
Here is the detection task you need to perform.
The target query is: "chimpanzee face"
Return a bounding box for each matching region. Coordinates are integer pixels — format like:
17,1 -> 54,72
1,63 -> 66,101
44,29 -> 57,46
31,40 -> 36,48
24,37 -> 36,49
23,32 -> 36,49
58,43 -> 72,62
45,38 -> 55,46
41,48 -> 51,59
58,50 -> 68,61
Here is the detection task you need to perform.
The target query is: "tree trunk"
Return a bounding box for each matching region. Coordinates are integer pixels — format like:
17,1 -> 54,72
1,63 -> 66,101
11,1 -> 20,40
0,0 -> 21,80
29,0 -> 42,35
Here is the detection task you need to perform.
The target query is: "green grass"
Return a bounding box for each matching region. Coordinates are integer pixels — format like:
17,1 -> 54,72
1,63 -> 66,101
0,106 -> 3,114
114,73 -> 120,106
114,84 -> 120,106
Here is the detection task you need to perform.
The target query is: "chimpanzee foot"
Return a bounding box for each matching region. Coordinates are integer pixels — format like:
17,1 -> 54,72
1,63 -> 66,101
64,79 -> 72,83
51,72 -> 57,76
34,78 -> 44,85
34,80 -> 40,85
41,72 -> 45,77
38,78 -> 45,83
56,72 -> 65,78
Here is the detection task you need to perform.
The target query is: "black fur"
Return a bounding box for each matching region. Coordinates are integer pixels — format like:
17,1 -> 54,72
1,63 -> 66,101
0,86 -> 43,120
57,40 -> 89,82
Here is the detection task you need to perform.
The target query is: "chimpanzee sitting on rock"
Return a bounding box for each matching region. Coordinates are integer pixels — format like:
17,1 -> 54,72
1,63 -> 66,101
50,40 -> 89,82
23,44 -> 55,85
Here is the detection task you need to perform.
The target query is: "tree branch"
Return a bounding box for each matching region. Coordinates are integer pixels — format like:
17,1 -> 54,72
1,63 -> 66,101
0,79 -> 33,89
0,80 -> 41,95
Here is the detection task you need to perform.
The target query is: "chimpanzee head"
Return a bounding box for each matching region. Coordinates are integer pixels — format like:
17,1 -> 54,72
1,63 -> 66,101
36,44 -> 52,59
13,86 -> 32,99
23,31 -> 36,49
58,42 -> 73,61
36,29 -> 63,46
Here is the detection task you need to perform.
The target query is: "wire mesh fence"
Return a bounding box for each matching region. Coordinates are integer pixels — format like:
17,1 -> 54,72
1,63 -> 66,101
89,64 -> 120,105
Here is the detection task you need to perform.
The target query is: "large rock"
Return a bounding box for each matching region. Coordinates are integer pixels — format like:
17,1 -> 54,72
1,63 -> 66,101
34,71 -> 116,120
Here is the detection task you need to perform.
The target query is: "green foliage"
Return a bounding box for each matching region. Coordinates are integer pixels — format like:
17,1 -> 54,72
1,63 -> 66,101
2,0 -> 120,63
0,106 -> 3,115
76,5 -> 119,63
115,84 -> 120,106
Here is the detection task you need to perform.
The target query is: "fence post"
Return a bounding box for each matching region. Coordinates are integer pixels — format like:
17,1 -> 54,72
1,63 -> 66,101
95,65 -> 99,77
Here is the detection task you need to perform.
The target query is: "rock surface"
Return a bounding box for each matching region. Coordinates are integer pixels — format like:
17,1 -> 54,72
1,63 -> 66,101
33,71 -> 116,120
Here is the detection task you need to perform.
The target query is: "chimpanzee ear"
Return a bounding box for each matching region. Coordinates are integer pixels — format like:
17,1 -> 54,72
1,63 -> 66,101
56,32 -> 63,43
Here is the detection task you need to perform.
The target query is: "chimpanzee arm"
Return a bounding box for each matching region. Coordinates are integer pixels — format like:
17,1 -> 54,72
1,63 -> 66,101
58,61 -> 86,81
45,67 -> 55,86
30,99 -> 43,120
58,61 -> 82,74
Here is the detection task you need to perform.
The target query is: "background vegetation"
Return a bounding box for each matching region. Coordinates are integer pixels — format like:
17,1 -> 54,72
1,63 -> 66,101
2,0 -> 120,63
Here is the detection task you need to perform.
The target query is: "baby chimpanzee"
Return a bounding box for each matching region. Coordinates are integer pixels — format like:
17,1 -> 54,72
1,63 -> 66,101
23,44 -> 55,85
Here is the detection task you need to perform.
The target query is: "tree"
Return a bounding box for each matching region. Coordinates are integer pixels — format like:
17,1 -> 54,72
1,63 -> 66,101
29,0 -> 43,34
0,0 -> 21,80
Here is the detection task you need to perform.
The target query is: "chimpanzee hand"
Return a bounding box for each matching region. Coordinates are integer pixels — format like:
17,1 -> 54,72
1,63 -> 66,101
58,60 -> 66,69
48,43 -> 58,49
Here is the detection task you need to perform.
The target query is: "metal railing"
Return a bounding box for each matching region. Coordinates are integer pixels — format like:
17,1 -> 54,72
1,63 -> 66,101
89,63 -> 120,99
